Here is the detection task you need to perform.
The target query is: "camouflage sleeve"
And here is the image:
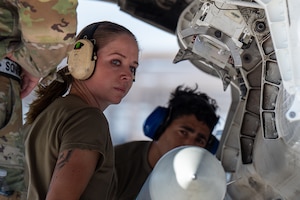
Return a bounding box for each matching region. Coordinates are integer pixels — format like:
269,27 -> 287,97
11,0 -> 78,78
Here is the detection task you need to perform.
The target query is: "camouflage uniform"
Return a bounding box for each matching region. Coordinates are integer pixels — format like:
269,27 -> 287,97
0,0 -> 77,199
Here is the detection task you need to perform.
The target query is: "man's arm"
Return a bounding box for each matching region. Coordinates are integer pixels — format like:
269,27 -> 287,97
11,0 -> 78,78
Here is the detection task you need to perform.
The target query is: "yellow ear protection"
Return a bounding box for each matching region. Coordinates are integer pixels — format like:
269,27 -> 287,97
67,23 -> 100,80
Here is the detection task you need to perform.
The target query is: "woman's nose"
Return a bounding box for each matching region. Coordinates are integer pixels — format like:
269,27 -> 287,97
121,68 -> 133,81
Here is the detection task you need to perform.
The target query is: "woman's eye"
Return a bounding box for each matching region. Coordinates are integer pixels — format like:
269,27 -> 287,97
112,59 -> 121,66
130,66 -> 136,75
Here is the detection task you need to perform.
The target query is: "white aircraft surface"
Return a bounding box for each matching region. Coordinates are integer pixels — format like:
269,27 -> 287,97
137,146 -> 227,200
98,0 -> 300,199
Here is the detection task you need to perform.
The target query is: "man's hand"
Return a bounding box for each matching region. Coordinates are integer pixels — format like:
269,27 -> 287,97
20,69 -> 40,99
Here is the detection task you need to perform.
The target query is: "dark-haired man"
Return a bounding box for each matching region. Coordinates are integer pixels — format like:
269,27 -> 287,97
115,84 -> 220,200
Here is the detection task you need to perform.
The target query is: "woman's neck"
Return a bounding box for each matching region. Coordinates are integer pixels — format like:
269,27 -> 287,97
70,80 -> 104,111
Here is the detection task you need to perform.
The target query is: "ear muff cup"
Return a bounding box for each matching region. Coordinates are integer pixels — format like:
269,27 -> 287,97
143,106 -> 169,140
67,22 -> 100,80
67,39 -> 97,80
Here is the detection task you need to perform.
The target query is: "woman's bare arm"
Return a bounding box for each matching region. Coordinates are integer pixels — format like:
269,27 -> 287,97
46,148 -> 100,200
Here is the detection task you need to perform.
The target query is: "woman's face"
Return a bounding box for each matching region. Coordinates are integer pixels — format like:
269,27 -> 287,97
84,33 -> 139,110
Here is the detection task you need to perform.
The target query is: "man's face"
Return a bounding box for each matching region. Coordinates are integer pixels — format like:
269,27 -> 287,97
156,115 -> 211,156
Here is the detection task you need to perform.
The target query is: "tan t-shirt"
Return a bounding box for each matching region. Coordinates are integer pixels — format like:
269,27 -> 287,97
24,95 -> 116,200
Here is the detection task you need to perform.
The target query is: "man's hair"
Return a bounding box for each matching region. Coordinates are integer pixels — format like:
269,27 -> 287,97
156,84 -> 219,138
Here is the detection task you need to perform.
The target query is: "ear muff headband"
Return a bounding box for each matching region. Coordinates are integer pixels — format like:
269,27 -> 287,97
143,106 -> 169,140
67,23 -> 100,80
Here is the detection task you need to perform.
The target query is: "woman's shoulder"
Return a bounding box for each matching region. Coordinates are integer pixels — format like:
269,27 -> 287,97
52,95 -> 100,113
48,95 -> 106,125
